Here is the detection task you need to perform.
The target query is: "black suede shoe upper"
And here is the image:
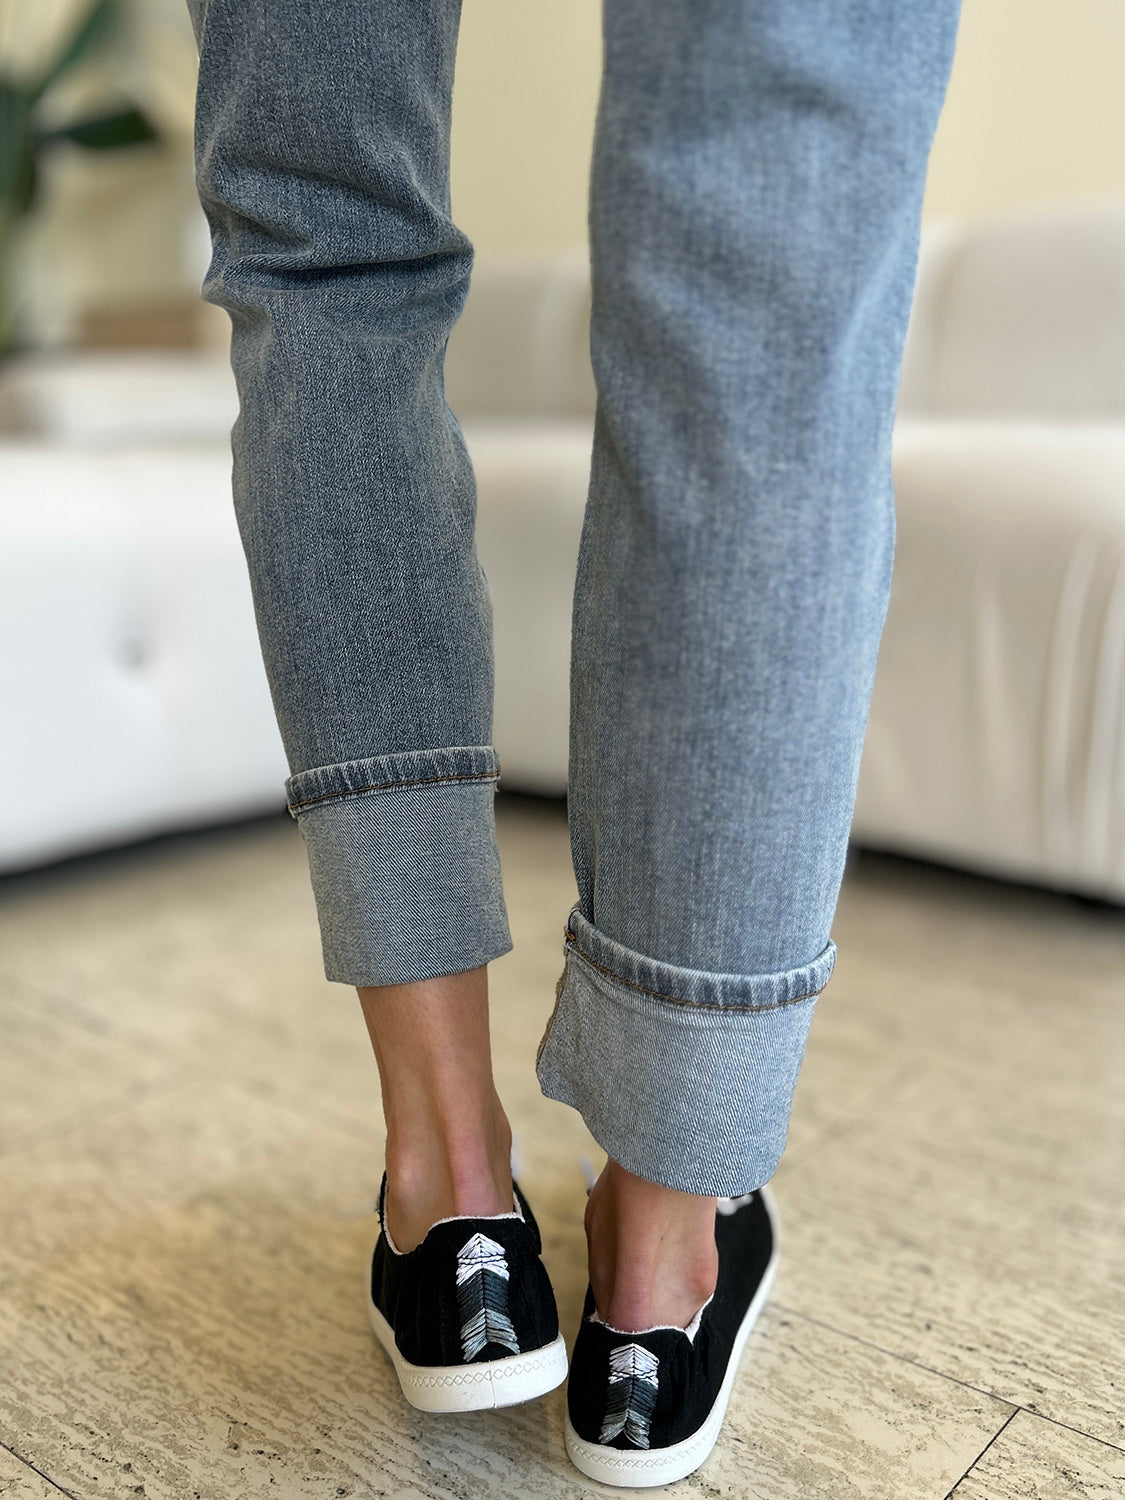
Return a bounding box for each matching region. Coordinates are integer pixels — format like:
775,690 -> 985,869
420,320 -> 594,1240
371,1174 -> 560,1368
567,1190 -> 773,1450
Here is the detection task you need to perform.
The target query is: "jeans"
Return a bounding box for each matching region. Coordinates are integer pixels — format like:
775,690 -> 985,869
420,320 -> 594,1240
186,0 -> 961,1195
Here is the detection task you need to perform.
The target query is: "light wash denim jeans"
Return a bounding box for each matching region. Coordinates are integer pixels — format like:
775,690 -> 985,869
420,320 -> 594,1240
186,0 -> 961,1196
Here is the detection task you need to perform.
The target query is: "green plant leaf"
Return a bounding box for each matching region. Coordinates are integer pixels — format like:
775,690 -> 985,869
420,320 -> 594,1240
43,106 -> 159,151
14,152 -> 38,215
0,80 -> 36,211
30,0 -> 121,104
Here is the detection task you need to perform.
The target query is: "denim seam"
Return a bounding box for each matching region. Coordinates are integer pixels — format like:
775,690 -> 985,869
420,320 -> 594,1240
534,963 -> 570,1072
562,929 -> 825,1014
287,768 -> 500,814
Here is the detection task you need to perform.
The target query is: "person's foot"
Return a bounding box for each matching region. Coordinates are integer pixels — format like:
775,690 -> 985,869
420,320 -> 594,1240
564,1186 -> 778,1486
367,1171 -> 568,1411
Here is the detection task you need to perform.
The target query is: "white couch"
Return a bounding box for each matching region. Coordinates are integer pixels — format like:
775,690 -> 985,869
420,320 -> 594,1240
2,206 -> 1123,899
860,204 -> 1125,898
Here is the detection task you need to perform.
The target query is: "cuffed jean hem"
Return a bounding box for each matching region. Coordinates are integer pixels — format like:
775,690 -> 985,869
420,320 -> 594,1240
285,746 -> 513,986
535,906 -> 837,1196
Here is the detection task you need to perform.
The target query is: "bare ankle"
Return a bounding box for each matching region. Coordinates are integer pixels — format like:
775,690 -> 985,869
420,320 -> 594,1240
357,966 -> 514,1252
585,1159 -> 718,1332
387,1116 -> 513,1254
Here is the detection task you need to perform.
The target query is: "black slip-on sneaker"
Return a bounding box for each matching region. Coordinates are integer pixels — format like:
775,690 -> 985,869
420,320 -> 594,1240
367,1172 -> 568,1412
564,1185 -> 778,1487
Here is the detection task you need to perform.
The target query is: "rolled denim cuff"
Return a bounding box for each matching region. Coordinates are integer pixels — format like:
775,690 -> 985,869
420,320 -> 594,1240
285,746 -> 513,986
535,906 -> 836,1196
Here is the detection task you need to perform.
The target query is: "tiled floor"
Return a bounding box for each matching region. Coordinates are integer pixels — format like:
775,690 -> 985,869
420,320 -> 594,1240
1,796 -> 1122,1498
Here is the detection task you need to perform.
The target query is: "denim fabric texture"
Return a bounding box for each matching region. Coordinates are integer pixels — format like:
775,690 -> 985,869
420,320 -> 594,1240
186,0 -> 961,1194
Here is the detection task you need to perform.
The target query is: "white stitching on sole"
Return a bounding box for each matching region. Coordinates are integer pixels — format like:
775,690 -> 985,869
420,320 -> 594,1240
367,1294 -> 568,1412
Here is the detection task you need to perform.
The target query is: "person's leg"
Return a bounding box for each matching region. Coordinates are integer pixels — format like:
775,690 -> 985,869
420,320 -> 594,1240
185,0 -> 514,1242
536,0 -> 963,1328
358,970 -> 513,1252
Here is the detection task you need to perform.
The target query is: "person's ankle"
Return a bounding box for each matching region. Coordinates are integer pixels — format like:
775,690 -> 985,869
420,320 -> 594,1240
384,1102 -> 514,1252
357,967 -> 514,1253
585,1159 -> 718,1332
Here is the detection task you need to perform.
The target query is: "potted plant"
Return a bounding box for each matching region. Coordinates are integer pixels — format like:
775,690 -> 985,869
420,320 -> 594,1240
0,0 -> 160,357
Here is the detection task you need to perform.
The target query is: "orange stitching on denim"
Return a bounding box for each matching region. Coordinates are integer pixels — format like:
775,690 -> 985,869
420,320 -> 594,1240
562,929 -> 825,1013
288,767 -> 499,812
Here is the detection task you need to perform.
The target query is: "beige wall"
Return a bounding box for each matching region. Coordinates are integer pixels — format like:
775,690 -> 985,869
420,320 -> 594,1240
922,0 -> 1125,221
454,0 -> 1125,249
451,0 -> 601,254
10,0 -> 1125,343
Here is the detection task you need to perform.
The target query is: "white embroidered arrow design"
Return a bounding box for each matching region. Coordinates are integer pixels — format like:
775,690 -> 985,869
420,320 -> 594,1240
599,1342 -> 660,1447
455,1232 -> 520,1360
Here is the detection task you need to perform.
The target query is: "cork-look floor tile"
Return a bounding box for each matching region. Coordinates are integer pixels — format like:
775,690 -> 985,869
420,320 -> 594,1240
783,847 -> 1125,1170
0,982 -> 183,1157
0,819 -> 378,1142
0,1444 -> 67,1499
772,1060 -> 1125,1449
0,1084 -> 1010,1500
701,1306 -> 1010,1500
772,860 -> 1125,1452
0,797 -> 1122,1498
949,1411 -> 1125,1499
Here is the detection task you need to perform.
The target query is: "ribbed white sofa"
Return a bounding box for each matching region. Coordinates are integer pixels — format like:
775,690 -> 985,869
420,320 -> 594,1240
2,207 -> 1123,899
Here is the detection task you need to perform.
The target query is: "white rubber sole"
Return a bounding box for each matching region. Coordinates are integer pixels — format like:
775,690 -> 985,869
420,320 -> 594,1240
367,1295 -> 568,1413
564,1184 -> 779,1488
